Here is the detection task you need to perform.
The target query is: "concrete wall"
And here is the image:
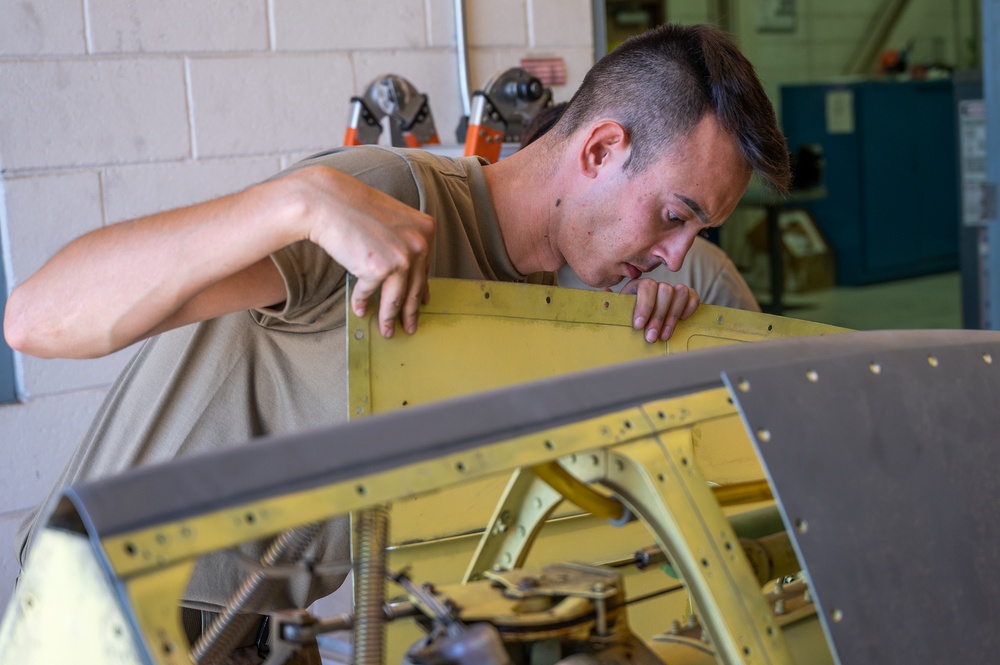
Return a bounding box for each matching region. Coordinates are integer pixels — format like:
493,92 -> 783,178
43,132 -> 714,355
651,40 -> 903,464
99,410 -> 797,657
0,0 -> 594,610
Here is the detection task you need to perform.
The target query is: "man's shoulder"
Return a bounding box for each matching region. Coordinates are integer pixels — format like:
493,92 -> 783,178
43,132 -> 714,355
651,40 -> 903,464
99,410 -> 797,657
295,145 -> 480,178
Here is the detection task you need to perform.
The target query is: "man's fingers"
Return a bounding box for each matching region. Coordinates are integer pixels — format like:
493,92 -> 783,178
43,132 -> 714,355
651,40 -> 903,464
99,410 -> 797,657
627,280 -> 700,342
627,279 -> 660,336
682,287 -> 700,318
351,277 -> 379,318
400,254 -> 429,335
642,282 -> 674,342
376,273 -> 409,338
659,284 -> 697,341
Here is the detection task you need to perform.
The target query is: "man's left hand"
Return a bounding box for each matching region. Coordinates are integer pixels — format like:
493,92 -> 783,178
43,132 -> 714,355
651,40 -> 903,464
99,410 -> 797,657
619,279 -> 700,342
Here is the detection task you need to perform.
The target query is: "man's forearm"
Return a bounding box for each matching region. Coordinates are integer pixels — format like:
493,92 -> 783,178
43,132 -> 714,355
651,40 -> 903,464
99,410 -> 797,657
3,175 -> 304,359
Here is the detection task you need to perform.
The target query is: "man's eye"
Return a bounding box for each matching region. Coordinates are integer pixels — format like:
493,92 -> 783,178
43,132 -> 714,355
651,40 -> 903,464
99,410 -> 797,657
666,212 -> 682,224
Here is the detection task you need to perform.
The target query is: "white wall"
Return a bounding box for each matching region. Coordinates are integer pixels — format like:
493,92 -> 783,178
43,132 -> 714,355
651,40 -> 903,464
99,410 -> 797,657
726,0 -> 977,112
0,0 -> 594,610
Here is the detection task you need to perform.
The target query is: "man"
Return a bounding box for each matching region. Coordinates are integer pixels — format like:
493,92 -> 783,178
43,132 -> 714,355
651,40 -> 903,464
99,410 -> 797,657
4,23 -> 789,663
523,103 -> 763,313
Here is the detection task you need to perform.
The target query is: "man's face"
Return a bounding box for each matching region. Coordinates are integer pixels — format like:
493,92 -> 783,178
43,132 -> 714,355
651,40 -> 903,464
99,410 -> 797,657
561,114 -> 751,289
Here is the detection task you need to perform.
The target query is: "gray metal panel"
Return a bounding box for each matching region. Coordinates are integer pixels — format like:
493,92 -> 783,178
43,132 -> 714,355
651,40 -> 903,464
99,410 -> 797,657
64,330 -> 1000,542
727,334 -> 1000,664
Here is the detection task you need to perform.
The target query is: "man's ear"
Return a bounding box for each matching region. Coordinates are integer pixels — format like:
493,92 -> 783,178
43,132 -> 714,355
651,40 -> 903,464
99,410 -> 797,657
578,120 -> 629,178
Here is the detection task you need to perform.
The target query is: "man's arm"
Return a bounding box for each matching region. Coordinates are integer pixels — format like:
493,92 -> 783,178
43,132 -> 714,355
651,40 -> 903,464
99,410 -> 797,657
3,165 -> 435,359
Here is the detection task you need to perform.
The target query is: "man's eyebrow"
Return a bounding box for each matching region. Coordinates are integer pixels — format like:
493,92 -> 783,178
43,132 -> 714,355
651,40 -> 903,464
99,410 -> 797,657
675,194 -> 710,224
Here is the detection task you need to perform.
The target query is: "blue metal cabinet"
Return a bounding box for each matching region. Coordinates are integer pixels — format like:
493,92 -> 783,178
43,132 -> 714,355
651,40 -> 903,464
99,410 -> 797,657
781,80 -> 959,285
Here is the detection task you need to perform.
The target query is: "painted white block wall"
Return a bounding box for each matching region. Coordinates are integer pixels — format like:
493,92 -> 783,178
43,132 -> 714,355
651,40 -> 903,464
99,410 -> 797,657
0,0 -> 594,612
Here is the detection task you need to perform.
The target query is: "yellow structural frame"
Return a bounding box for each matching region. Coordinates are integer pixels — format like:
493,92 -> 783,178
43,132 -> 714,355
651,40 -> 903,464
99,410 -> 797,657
0,279 -> 846,665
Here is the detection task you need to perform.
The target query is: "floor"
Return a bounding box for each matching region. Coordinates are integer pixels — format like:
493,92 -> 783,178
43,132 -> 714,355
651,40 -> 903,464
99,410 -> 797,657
760,270 -> 963,331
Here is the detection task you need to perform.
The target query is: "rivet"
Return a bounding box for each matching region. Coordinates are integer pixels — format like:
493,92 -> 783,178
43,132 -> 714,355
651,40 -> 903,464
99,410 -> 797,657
757,428 -> 772,442
354,329 -> 364,340
927,355 -> 939,367
806,370 -> 819,382
738,379 -> 750,392
869,362 -> 881,375
831,608 -> 844,623
984,353 -> 993,364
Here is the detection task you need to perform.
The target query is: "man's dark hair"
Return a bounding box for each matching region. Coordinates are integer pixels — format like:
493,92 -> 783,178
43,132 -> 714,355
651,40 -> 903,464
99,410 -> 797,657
554,24 -> 791,193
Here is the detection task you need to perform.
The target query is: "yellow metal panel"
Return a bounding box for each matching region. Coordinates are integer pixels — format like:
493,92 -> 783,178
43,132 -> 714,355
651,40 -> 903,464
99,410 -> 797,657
353,279 -> 844,546
0,529 -> 143,665
346,279 -> 843,664
348,279 -> 846,417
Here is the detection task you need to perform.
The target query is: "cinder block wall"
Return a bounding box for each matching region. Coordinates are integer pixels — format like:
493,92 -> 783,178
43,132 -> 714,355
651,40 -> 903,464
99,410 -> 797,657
0,0 -> 594,609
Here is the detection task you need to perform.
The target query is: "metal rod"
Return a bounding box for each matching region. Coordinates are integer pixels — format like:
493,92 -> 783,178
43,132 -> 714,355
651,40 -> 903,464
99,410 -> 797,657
454,0 -> 471,117
531,462 -> 625,520
353,506 -> 390,665
192,523 -> 320,665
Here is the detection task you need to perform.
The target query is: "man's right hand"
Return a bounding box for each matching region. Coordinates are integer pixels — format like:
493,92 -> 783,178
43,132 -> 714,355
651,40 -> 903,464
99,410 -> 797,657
294,165 -> 436,338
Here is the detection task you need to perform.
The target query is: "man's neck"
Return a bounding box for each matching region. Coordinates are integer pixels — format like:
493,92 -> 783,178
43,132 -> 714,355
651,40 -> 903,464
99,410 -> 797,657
482,145 -> 565,276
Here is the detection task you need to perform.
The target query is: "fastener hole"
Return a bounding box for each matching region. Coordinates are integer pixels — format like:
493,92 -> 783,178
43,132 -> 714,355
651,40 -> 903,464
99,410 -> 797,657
657,411 -> 666,419
245,513 -> 256,524
545,296 -> 551,304
624,420 -> 632,429
456,461 -> 466,472
681,457 -> 689,466
701,558 -> 710,567
402,400 -> 408,406
717,315 -> 724,324
356,485 -> 367,496
125,543 -> 138,556
767,324 -> 773,331
658,473 -> 666,482
603,301 -> 610,309
545,440 -> 555,450
743,647 -> 751,656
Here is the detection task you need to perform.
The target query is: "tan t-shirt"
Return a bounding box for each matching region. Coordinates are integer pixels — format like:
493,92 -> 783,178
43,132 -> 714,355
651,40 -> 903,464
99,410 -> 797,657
18,146 -> 554,610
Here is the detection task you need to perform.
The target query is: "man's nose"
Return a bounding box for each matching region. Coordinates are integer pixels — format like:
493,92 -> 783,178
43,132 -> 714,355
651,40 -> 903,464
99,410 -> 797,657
657,229 -> 699,272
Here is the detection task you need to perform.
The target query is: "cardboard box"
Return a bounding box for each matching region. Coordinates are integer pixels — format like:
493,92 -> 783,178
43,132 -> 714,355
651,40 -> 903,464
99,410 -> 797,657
745,208 -> 836,294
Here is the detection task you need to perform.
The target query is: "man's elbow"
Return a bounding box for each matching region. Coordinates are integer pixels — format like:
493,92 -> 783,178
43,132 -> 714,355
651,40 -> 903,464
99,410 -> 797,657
4,287 -> 59,358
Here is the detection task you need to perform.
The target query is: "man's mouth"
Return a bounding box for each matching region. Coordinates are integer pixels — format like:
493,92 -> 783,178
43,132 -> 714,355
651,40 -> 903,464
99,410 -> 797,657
625,264 -> 642,280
